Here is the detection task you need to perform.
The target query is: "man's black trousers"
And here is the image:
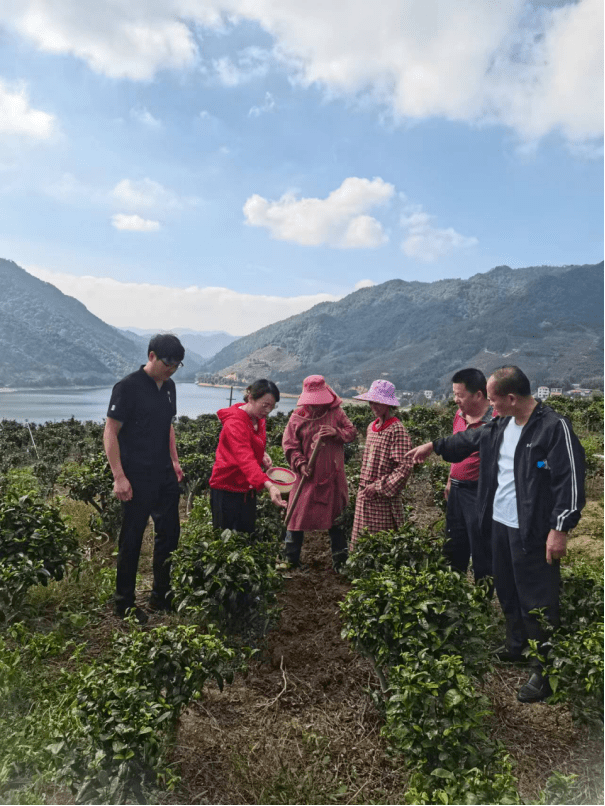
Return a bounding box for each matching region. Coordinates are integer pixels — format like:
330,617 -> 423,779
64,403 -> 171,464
443,480 -> 492,583
115,468 -> 180,612
492,520 -> 560,665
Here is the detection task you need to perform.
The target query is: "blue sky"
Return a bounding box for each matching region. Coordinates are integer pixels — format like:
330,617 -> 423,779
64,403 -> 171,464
0,0 -> 602,335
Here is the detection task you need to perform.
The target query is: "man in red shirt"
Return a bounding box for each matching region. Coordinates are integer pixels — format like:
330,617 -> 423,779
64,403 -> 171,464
443,368 -> 494,584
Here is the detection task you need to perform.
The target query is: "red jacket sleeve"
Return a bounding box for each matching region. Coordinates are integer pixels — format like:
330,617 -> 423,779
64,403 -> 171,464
219,417 -> 269,490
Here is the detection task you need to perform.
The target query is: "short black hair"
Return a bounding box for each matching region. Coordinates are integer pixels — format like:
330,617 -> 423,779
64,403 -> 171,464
148,333 -> 185,362
451,368 -> 487,397
244,379 -> 280,403
490,366 -> 531,397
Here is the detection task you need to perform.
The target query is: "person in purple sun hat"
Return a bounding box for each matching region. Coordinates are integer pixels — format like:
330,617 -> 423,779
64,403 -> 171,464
351,379 -> 414,548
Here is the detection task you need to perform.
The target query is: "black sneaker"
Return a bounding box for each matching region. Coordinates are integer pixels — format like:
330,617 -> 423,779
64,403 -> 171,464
148,597 -> 173,614
517,671 -> 552,703
494,645 -> 528,663
115,605 -> 149,625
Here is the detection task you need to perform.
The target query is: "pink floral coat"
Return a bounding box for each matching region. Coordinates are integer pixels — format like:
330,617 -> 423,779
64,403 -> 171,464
282,405 -> 357,531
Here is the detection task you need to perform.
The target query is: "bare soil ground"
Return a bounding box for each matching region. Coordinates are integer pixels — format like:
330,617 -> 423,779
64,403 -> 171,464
156,470 -> 603,805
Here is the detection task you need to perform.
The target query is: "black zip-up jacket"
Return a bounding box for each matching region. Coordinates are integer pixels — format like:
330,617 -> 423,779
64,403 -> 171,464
432,402 -> 585,550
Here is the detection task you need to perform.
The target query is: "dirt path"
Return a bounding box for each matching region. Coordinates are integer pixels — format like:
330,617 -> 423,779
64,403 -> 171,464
169,529 -> 409,805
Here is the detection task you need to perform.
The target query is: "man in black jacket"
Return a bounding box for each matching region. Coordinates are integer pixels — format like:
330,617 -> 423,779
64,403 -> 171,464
406,366 -> 585,703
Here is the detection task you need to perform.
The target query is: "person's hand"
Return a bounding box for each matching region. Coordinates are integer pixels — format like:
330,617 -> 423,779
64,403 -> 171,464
173,460 -> 184,483
361,483 -> 378,500
546,529 -> 567,564
267,484 -> 287,509
299,463 -> 312,479
317,425 -> 337,439
444,478 -> 451,500
262,452 -> 273,470
113,475 -> 133,502
405,442 -> 434,465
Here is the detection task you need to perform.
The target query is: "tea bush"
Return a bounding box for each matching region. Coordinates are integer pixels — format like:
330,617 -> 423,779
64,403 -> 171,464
59,453 -> 122,542
45,624 -> 235,804
171,498 -> 283,633
534,560 -> 604,728
341,563 -> 494,683
344,519 -> 443,578
0,492 -> 81,620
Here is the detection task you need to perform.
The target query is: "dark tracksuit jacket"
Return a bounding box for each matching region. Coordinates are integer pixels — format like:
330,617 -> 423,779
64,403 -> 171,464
432,402 -> 585,550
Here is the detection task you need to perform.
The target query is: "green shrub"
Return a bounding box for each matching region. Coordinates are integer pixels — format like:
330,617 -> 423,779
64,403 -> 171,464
171,499 -> 282,632
341,563 -> 494,684
59,454 -> 122,542
344,520 -> 444,578
533,561 -> 604,728
46,624 -> 235,804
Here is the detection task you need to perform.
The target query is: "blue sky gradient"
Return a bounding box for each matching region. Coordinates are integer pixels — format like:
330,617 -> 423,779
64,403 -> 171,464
0,0 -> 602,334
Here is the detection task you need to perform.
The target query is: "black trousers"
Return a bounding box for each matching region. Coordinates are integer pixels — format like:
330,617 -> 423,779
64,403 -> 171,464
210,488 -> 257,534
115,468 -> 180,612
444,480 -> 492,583
492,519 -> 560,665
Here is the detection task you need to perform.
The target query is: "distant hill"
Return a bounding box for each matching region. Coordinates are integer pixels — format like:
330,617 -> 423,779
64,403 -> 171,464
0,259 -> 200,387
202,262 -> 604,394
120,327 -> 236,360
119,329 -> 206,370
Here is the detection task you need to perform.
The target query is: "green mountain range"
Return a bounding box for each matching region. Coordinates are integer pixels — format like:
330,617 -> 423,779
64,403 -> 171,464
0,259 -> 203,387
201,262 -> 604,394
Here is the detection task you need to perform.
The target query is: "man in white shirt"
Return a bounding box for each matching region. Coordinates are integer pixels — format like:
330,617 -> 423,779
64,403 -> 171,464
406,366 -> 585,703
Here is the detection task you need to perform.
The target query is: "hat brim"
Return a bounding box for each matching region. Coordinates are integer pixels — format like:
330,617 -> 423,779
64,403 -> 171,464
353,392 -> 400,406
297,388 -> 335,405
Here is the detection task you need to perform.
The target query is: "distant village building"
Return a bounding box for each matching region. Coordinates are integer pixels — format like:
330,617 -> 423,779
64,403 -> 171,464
423,390 -> 433,400
550,388 -> 563,396
566,388 -> 592,398
536,386 -> 550,400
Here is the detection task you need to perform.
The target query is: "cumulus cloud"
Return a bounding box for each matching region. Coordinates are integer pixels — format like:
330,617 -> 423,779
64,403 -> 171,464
243,177 -> 394,248
401,210 -> 478,262
0,78 -> 55,139
23,266 -> 343,335
354,279 -> 375,290
111,178 -> 193,212
213,47 -> 271,86
129,105 -> 162,127
0,0 -> 600,144
248,91 -> 276,117
111,213 -> 161,231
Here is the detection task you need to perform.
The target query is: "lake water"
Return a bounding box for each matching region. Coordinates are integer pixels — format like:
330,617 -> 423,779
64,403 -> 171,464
0,384 -> 299,424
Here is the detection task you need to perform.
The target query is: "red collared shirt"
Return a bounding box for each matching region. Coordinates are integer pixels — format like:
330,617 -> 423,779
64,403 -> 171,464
449,406 -> 494,481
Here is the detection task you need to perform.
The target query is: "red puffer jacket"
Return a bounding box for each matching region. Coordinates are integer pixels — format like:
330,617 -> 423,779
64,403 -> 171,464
209,403 -> 269,493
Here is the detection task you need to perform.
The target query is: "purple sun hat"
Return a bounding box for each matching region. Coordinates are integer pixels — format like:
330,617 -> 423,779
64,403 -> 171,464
354,379 -> 400,406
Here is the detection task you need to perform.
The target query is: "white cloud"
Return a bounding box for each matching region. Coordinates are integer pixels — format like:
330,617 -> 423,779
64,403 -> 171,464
0,78 -> 55,139
111,178 -> 191,211
243,177 -> 394,248
213,47 -> 271,86
401,210 -> 478,262
354,279 -> 375,290
1,0 -> 600,144
129,105 -> 162,127
248,91 -> 276,117
23,265 -> 343,335
111,213 -> 161,231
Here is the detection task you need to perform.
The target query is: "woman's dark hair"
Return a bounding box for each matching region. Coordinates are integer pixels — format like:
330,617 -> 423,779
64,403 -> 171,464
244,379 -> 280,403
148,333 -> 185,362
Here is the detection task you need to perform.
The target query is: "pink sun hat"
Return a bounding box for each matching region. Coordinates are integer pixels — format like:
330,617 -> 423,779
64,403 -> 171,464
354,379 -> 400,406
297,375 -> 336,406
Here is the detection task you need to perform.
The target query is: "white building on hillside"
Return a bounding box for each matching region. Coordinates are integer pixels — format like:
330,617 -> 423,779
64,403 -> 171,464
536,386 -> 550,400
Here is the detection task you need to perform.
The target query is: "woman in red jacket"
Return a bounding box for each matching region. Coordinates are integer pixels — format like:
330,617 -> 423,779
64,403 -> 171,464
209,379 -> 286,533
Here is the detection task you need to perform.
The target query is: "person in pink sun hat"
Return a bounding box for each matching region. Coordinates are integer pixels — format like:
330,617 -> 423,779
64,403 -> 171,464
281,375 -> 357,571
351,379 -> 414,547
